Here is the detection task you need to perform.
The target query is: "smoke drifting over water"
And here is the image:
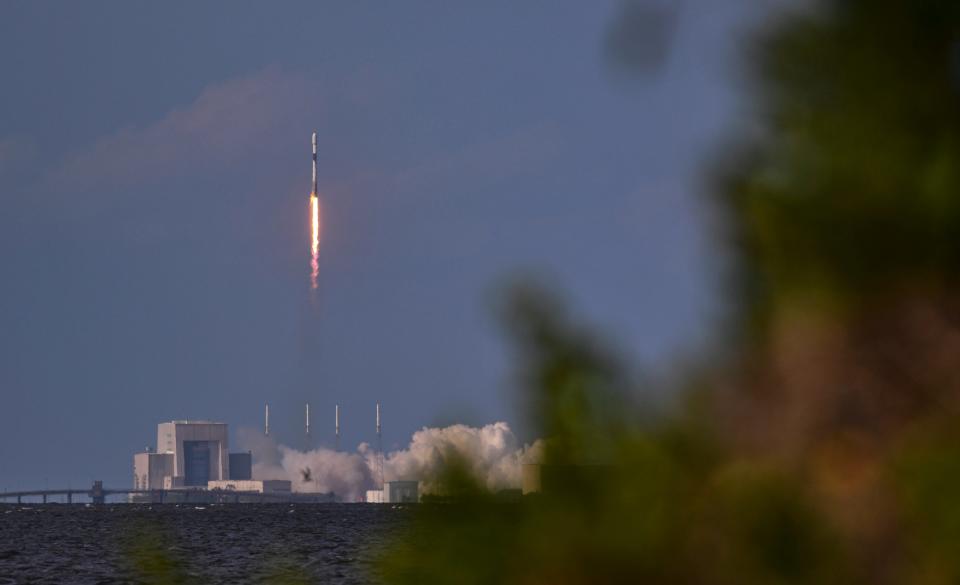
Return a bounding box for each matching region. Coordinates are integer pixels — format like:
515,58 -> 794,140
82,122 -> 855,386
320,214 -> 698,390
238,422 -> 542,501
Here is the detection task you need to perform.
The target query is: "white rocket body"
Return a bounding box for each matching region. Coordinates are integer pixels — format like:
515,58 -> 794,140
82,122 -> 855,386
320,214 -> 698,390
311,131 -> 318,196
265,403 -> 270,436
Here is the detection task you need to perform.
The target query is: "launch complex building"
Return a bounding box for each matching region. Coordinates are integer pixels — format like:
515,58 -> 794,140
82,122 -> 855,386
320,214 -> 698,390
132,420 -> 295,502
130,418 -> 418,503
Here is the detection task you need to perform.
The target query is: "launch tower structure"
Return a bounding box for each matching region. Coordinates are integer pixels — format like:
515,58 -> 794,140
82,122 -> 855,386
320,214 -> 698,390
376,402 -> 384,488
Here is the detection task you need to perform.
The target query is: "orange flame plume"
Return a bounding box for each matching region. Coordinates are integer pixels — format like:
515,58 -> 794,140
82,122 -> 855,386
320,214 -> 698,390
310,193 -> 321,290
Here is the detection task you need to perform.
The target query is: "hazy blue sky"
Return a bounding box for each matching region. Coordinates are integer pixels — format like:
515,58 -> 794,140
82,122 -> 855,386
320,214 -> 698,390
0,1 -> 778,488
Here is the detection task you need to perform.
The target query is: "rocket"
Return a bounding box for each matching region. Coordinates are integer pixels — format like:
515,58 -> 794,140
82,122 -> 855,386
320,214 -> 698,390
308,130 -> 321,290
306,402 -> 311,438
311,131 -> 318,196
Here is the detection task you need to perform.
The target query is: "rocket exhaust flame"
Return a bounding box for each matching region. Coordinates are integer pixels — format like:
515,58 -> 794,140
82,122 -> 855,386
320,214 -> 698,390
310,194 -> 320,290
309,131 -> 320,291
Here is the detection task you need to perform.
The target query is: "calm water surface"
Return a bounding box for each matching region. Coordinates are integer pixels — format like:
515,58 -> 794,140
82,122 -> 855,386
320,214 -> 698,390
0,504 -> 410,584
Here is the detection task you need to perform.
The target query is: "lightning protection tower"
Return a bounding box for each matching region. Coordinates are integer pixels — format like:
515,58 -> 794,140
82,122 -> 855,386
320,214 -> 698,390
376,402 -> 384,489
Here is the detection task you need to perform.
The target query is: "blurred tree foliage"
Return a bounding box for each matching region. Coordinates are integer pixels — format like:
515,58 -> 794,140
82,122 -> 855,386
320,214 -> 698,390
379,1 -> 960,584
722,0 -> 960,326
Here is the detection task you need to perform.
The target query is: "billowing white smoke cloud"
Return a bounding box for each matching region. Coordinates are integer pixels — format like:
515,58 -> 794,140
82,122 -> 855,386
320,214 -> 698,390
237,428 -> 373,501
374,422 -> 543,493
237,422 -> 542,501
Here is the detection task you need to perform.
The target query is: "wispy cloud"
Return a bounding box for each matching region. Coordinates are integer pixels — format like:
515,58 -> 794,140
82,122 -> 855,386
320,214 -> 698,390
50,68 -> 316,192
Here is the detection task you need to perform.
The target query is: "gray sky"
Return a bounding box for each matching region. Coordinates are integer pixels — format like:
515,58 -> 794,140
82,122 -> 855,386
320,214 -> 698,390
0,1 -> 774,489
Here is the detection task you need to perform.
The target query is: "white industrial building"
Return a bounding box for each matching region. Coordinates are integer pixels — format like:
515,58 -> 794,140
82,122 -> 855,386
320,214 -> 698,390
366,481 -> 419,503
133,451 -> 174,490
133,421 -> 251,491
208,479 -> 291,494
158,421 -> 229,486
131,420 -> 348,503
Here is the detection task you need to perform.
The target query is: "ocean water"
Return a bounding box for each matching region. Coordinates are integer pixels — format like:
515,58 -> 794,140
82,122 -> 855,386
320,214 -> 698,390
0,504 -> 410,584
